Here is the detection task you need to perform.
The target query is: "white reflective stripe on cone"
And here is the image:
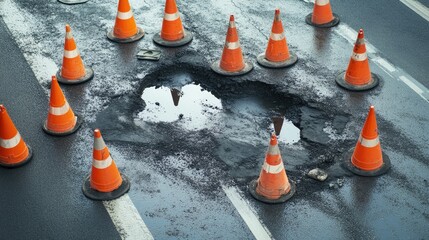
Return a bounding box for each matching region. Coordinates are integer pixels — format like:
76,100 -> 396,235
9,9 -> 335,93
93,137 -> 107,151
63,49 -> 79,58
358,135 -> 380,148
270,32 -> 285,41
117,10 -> 133,20
164,12 -> 180,21
356,38 -> 365,45
49,101 -> 70,116
351,52 -> 368,61
93,155 -> 113,169
262,161 -> 284,174
65,32 -> 73,39
315,0 -> 330,6
267,145 -> 280,155
225,41 -> 240,50
229,21 -> 236,28
0,133 -> 21,149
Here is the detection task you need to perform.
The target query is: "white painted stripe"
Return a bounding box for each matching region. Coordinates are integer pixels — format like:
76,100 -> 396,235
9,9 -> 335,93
117,10 -> 133,20
351,52 -> 367,61
63,49 -> 79,58
262,161 -> 284,174
315,0 -> 330,6
373,57 -> 396,72
400,75 -> 424,94
229,21 -> 236,28
164,12 -> 180,21
0,133 -> 21,149
225,41 -> 240,49
270,32 -> 285,41
400,0 -> 429,22
267,145 -> 280,155
221,185 -> 273,240
103,194 -> 154,240
358,135 -> 380,148
92,155 -> 113,169
94,137 -> 107,150
49,101 -> 70,115
65,32 -> 73,39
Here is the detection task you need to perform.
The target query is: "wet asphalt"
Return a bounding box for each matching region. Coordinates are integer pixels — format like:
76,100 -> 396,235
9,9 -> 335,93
0,0 -> 429,239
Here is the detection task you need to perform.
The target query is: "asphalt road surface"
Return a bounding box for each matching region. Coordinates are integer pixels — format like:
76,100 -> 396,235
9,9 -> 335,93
0,0 -> 428,239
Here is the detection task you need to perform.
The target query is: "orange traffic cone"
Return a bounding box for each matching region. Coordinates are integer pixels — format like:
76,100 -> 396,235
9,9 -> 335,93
342,106 -> 391,176
211,15 -> 253,76
43,76 -> 82,136
170,88 -> 182,106
82,129 -> 130,200
153,0 -> 193,47
336,29 -> 380,91
0,105 -> 32,168
249,133 -> 296,203
57,24 -> 94,85
305,0 -> 340,28
257,9 -> 298,68
107,0 -> 145,43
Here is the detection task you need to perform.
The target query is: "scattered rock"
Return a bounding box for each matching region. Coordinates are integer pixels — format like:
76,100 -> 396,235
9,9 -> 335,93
307,168 -> 328,182
155,102 -> 160,106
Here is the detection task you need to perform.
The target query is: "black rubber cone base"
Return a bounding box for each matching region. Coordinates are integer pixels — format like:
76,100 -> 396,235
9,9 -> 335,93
257,52 -> 298,68
82,173 -> 130,201
248,179 -> 296,204
57,0 -> 89,4
336,71 -> 380,91
107,27 -> 145,43
56,67 -> 94,85
0,146 -> 33,168
153,30 -> 193,47
342,147 -> 391,177
305,13 -> 340,28
42,115 -> 83,136
211,60 -> 253,76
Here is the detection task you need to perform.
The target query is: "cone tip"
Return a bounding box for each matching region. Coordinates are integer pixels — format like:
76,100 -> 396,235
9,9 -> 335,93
358,28 -> 364,38
269,133 -> 278,145
0,104 -> 5,112
275,8 -> 280,15
51,75 -> 57,82
229,15 -> 234,22
65,24 -> 71,32
94,128 -> 102,138
369,105 -> 375,113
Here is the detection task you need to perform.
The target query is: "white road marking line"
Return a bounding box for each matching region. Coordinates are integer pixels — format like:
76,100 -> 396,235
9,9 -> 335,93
103,194 -> 154,240
400,0 -> 429,22
221,184 -> 273,240
373,57 -> 396,73
1,1 -> 154,238
399,76 -> 424,94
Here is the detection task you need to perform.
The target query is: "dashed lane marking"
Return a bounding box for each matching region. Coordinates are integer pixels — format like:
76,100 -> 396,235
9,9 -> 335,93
400,0 -> 429,22
103,194 -> 154,240
399,76 -> 429,103
373,57 -> 397,73
221,184 -> 273,240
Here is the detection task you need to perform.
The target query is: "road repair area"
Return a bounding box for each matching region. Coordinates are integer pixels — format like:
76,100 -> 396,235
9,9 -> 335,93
0,0 -> 428,239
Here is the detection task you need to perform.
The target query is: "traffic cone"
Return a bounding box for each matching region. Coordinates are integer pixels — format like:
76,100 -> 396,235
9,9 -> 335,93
107,0 -> 145,43
249,133 -> 296,203
257,9 -> 298,68
0,105 -> 32,168
170,88 -> 182,106
42,76 -> 82,136
342,106 -> 391,176
305,0 -> 340,28
82,129 -> 130,201
153,0 -> 193,47
57,24 -> 94,85
211,15 -> 253,76
336,29 -> 380,91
